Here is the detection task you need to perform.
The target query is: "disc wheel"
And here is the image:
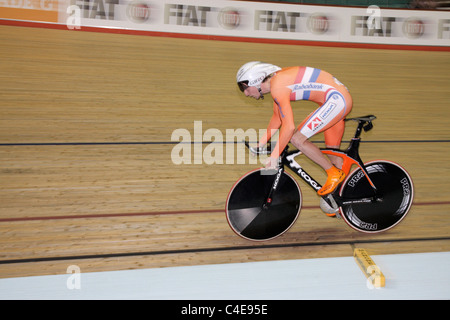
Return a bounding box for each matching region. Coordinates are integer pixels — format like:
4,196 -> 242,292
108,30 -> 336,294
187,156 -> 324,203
339,161 -> 414,233
226,169 -> 302,241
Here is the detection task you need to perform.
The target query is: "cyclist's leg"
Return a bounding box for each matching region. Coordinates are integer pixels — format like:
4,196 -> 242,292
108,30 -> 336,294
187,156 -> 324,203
323,120 -> 345,168
322,91 -> 353,168
290,130 -> 333,170
295,91 -> 351,196
298,91 -> 350,138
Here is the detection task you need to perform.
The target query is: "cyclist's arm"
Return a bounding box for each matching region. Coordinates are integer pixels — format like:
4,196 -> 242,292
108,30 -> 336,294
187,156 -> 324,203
269,97 -> 296,159
258,103 -> 281,148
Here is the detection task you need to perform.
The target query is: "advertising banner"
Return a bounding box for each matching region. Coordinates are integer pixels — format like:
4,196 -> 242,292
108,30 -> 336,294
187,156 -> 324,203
1,0 -> 449,49
60,0 -> 450,48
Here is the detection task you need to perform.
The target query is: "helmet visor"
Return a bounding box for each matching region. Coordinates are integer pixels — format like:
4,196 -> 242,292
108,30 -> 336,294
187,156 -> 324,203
237,81 -> 249,92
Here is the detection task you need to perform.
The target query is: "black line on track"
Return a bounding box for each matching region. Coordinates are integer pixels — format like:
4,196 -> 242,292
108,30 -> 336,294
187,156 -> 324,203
1,236 -> 448,265
0,140 -> 449,146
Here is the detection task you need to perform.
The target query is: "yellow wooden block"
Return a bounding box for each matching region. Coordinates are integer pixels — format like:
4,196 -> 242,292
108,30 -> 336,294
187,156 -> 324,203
353,248 -> 385,288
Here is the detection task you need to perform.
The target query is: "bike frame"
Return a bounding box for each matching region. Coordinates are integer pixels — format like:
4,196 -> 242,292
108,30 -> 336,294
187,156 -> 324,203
246,115 -> 379,208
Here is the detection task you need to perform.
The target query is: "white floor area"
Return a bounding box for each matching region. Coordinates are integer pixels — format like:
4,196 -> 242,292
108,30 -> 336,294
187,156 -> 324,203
0,251 -> 448,300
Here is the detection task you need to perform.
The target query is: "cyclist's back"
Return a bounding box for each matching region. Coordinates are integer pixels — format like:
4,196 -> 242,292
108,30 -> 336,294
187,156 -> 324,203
270,66 -> 352,113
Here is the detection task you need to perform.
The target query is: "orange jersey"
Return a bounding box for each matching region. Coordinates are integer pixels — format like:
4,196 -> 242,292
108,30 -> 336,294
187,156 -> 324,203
259,66 -> 353,158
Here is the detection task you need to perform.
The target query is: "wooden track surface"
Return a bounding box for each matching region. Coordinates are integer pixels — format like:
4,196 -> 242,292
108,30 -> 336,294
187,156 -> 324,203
0,25 -> 449,279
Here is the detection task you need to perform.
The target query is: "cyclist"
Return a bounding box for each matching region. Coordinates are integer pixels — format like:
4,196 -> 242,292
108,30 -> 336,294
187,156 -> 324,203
236,61 -> 353,197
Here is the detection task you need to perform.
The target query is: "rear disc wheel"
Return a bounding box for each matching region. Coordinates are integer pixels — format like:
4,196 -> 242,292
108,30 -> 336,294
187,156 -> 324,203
339,161 -> 414,233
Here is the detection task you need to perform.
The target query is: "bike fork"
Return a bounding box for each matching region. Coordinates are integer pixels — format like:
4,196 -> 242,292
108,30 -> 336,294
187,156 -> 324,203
263,166 -> 284,209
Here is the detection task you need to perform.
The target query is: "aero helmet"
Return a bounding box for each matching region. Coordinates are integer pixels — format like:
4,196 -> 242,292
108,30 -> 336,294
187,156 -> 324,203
236,61 -> 281,92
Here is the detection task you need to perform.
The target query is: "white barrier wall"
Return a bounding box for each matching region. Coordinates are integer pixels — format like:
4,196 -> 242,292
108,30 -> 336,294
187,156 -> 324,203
1,0 -> 449,48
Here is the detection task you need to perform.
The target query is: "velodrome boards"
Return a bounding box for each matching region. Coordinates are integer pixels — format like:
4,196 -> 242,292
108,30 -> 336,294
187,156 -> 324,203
0,21 -> 449,278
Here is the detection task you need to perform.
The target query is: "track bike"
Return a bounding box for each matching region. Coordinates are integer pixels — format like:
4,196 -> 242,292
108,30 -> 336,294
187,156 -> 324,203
225,115 -> 414,241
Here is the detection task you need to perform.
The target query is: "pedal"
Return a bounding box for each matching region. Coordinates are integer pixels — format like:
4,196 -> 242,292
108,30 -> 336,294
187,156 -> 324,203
320,194 -> 341,218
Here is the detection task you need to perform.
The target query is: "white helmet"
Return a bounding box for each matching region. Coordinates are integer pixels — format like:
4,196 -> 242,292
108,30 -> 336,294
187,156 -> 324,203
236,61 -> 281,92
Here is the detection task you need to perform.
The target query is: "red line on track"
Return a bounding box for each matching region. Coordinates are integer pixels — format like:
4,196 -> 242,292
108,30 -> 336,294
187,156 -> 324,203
0,201 -> 448,223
